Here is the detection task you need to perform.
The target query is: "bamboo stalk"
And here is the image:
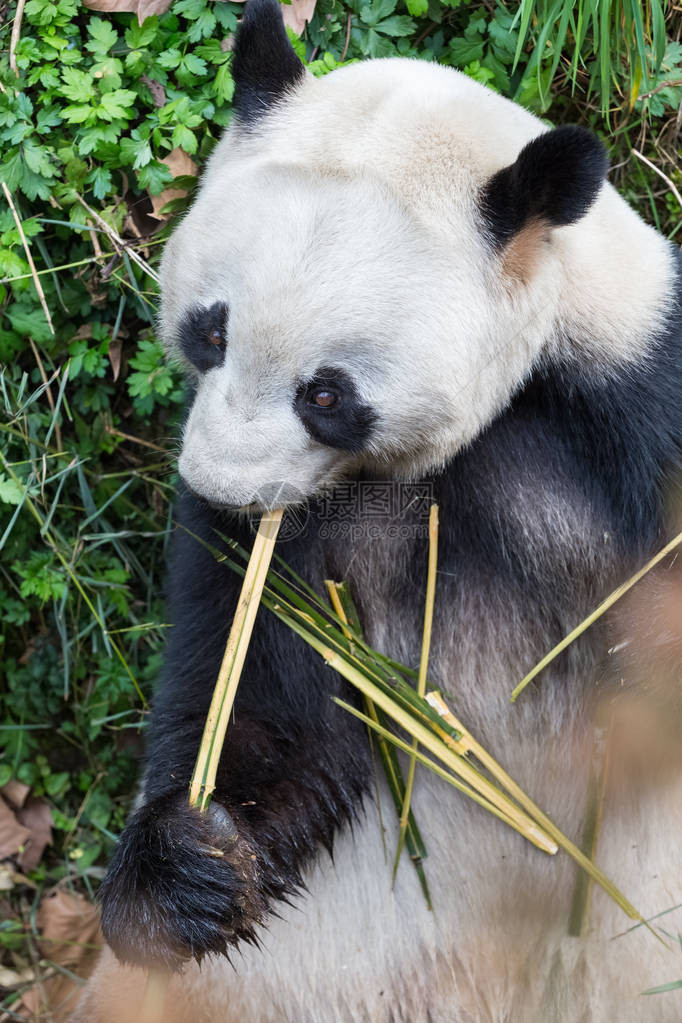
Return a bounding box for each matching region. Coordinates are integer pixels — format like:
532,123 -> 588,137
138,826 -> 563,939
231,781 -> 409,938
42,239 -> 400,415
568,714 -> 613,936
394,504 -> 439,878
423,691 -> 643,921
334,697 -> 534,833
190,524 -> 647,927
326,580 -> 432,907
511,529 -> 682,702
275,582 -> 650,927
278,612 -> 558,854
139,969 -> 168,1023
189,509 -> 283,810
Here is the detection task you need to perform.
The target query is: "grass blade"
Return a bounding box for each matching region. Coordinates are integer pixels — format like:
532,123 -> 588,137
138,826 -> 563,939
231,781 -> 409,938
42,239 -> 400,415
511,529 -> 682,701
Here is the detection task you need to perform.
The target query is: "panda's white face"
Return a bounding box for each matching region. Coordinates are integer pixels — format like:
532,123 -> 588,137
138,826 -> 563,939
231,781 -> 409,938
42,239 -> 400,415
166,164 -> 486,507
162,164 -> 546,508
159,58 -> 671,511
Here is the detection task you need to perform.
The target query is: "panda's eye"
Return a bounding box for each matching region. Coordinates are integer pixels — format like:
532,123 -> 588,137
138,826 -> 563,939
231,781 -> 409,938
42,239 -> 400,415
294,367 -> 377,453
177,301 -> 229,373
311,388 -> 337,409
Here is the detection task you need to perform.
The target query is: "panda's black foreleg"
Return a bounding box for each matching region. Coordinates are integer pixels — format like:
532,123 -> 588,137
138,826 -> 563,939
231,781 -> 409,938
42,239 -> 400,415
98,490 -> 370,971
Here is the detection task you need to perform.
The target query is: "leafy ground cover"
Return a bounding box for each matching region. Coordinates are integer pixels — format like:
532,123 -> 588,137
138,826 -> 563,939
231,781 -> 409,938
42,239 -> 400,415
0,0 -> 681,1016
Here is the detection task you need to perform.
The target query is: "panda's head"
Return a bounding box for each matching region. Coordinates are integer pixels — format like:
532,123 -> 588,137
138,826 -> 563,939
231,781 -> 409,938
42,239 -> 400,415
159,0 -> 611,511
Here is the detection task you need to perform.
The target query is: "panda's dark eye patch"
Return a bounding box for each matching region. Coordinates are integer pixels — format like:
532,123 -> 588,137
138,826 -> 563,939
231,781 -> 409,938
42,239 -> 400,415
177,302 -> 229,372
294,367 -> 377,453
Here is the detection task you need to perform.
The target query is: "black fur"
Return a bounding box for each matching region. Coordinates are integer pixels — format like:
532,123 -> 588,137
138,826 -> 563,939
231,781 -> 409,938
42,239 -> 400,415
99,259 -> 681,971
99,494 -> 371,970
178,302 -> 229,373
231,0 -> 305,124
294,367 -> 378,452
481,126 -> 609,247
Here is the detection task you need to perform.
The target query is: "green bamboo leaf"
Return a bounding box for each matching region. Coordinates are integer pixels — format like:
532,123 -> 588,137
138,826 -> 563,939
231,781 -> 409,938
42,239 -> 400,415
512,0 -> 536,71
642,979 -> 682,995
651,0 -> 666,69
548,0 -> 572,83
599,0 -> 612,118
532,0 -> 565,106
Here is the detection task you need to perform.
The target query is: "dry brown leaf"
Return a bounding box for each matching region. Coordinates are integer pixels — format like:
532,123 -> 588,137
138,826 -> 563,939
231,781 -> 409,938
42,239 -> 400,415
0,795 -> 31,861
0,965 -> 35,988
137,0 -> 173,20
1,780 -> 30,811
18,636 -> 40,666
160,147 -> 198,179
37,890 -> 102,966
21,890 -> 103,1023
281,0 -> 317,35
140,73 -> 167,108
108,337 -> 123,382
149,148 -> 198,221
0,863 -> 17,890
82,0 -> 172,25
82,0 -> 138,12
16,797 -> 53,871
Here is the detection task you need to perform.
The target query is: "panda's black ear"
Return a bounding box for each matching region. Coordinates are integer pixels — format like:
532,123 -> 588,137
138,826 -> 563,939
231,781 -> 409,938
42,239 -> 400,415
481,126 -> 609,248
232,0 -> 306,123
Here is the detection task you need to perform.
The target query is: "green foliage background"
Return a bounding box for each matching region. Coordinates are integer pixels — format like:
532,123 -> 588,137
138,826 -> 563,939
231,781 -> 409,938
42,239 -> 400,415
0,0 -> 680,979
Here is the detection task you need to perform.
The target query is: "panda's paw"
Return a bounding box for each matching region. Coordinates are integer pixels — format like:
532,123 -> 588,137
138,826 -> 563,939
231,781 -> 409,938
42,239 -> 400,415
98,793 -> 265,971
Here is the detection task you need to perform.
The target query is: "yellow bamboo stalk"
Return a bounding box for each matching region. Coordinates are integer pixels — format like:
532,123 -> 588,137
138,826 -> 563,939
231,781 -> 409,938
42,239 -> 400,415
325,580 -> 354,643
569,713 -> 613,937
326,577 -> 385,770
326,578 -> 380,739
189,508 -> 283,810
396,504 -> 439,872
334,697 -> 539,837
511,529 -> 682,702
139,969 -> 168,1023
303,636 -> 558,854
326,579 -> 393,851
424,691 -> 642,921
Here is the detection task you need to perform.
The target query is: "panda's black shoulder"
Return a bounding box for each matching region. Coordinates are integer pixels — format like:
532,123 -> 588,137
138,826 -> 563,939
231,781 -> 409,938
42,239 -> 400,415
511,253 -> 682,550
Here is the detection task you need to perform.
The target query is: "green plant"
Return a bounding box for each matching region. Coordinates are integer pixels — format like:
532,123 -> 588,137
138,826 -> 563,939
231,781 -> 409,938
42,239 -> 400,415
512,0 -> 674,118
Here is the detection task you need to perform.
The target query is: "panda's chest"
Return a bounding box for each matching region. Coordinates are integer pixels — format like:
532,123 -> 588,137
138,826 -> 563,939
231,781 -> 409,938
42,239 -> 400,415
310,487 -> 426,653
306,459 -> 607,739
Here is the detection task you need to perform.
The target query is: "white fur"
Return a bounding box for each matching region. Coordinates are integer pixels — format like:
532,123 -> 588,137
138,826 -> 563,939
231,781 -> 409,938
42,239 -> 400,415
81,663 -> 682,1021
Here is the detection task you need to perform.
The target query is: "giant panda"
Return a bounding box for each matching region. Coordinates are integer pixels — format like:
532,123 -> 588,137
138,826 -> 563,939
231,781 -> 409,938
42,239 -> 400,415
74,1 -> 682,1020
